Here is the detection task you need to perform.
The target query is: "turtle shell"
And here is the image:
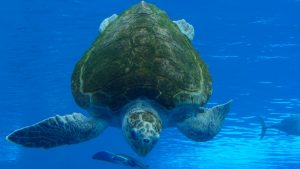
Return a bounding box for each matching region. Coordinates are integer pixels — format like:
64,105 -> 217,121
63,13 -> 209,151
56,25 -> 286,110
71,2 -> 212,112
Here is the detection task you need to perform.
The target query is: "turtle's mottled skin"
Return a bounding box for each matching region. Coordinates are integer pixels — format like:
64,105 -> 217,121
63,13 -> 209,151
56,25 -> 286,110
6,1 -> 231,157
72,2 -> 212,112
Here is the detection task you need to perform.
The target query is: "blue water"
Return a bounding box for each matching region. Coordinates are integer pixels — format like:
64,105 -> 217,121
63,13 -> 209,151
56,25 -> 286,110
1,0 -> 300,168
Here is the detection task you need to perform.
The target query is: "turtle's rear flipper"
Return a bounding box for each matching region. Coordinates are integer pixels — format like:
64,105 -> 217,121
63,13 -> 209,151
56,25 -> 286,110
176,100 -> 232,142
6,113 -> 108,148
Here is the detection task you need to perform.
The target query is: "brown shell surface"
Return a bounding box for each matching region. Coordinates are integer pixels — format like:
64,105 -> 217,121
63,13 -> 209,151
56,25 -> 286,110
71,3 -> 212,113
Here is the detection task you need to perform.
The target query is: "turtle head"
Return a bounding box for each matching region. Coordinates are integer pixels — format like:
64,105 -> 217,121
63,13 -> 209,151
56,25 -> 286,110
122,100 -> 162,156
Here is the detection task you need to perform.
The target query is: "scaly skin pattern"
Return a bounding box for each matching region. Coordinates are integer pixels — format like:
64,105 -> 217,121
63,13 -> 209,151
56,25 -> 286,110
123,111 -> 162,156
71,2 -> 212,114
6,113 -> 108,148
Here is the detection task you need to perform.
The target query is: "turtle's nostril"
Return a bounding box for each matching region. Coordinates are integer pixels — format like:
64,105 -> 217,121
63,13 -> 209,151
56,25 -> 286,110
143,138 -> 150,143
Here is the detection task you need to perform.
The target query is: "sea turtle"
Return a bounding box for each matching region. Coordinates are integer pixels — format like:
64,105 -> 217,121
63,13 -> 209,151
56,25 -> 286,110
6,1 -> 232,156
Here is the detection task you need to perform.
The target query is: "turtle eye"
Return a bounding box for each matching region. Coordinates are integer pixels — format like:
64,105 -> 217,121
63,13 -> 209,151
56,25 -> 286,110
131,130 -> 138,140
143,138 -> 150,143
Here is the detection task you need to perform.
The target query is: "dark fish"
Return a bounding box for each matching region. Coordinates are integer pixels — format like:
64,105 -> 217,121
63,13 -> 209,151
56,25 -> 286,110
92,151 -> 149,169
258,115 -> 300,139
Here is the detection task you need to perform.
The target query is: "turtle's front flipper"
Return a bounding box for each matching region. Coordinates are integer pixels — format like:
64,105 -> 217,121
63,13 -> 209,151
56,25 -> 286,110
175,100 -> 232,142
6,113 -> 108,148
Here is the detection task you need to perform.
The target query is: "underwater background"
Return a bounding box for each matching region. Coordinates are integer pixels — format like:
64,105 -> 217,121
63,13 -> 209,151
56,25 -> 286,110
1,0 -> 300,168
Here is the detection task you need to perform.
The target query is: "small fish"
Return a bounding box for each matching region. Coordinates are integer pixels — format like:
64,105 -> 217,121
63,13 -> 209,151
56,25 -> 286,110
258,115 -> 300,139
92,151 -> 149,169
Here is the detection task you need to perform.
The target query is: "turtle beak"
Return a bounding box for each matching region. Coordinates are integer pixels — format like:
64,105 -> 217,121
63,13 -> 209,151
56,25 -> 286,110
131,129 -> 160,156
